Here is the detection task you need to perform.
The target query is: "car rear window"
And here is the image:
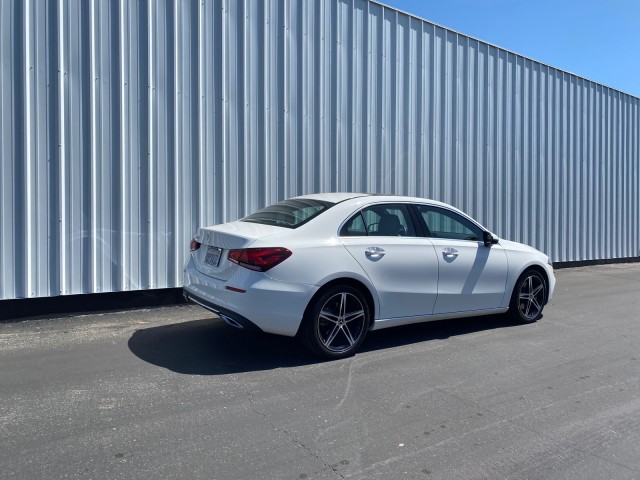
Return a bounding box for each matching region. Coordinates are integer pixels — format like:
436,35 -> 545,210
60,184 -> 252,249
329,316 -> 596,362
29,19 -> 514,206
241,199 -> 334,229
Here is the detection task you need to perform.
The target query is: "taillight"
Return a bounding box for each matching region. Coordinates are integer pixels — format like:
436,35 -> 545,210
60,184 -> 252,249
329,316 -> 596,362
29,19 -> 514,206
190,238 -> 201,251
228,247 -> 292,272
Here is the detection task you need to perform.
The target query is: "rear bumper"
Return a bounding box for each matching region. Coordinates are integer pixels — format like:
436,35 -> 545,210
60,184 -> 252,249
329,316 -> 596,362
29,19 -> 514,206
183,257 -> 318,337
183,290 -> 262,332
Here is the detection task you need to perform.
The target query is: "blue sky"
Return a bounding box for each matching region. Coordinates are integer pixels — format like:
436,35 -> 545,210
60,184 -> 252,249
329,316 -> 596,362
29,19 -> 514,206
379,0 -> 640,98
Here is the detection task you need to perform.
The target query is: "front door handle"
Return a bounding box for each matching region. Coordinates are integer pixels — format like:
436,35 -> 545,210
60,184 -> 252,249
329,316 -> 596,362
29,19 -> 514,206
365,246 -> 385,260
442,247 -> 459,258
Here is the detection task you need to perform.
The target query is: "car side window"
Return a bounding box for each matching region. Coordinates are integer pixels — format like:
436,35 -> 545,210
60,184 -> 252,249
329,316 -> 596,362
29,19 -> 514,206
416,205 -> 483,241
340,204 -> 417,237
340,212 -> 367,236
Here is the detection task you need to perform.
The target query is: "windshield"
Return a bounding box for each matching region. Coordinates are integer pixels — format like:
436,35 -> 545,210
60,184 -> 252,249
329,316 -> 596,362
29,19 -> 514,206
241,199 -> 334,229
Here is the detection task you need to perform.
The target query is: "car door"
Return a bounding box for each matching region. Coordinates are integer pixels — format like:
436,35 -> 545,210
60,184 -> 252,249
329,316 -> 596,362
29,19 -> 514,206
414,205 -> 508,315
340,203 -> 439,320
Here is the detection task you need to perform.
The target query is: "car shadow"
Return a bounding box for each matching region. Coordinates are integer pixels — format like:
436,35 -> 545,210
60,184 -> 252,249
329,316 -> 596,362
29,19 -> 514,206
128,313 -> 520,375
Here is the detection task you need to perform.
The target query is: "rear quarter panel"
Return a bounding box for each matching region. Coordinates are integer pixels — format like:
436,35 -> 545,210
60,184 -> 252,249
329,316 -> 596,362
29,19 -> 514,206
249,209 -> 382,319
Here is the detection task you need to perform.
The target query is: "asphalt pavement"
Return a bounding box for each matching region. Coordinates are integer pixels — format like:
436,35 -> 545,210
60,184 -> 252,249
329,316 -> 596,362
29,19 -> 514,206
1,264 -> 640,479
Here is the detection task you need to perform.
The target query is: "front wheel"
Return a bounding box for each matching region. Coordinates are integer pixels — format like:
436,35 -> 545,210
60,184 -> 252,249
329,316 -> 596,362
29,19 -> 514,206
300,285 -> 370,359
507,269 -> 547,323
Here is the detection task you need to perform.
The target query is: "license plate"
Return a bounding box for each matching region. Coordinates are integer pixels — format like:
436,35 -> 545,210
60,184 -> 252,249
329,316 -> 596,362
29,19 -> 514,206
204,246 -> 222,267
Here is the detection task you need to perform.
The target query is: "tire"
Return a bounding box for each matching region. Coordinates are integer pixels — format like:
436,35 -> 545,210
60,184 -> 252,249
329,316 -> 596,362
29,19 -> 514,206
300,284 -> 370,359
507,269 -> 547,323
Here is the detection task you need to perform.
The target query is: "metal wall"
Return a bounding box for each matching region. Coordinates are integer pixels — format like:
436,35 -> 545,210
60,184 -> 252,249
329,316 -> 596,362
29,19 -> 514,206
1,0 -> 639,300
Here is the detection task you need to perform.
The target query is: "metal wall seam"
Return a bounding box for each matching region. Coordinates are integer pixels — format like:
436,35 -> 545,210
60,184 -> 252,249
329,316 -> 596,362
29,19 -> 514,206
24,0 -> 33,298
57,0 -> 66,295
0,0 -> 10,299
1,0 -> 639,300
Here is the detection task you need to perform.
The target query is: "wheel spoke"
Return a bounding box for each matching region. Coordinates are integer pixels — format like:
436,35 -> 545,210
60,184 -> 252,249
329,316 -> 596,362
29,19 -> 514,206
531,297 -> 542,311
339,293 -> 347,318
342,324 -> 356,346
344,309 -> 364,323
323,324 -> 341,347
524,299 -> 532,317
532,284 -> 544,296
319,312 -> 339,324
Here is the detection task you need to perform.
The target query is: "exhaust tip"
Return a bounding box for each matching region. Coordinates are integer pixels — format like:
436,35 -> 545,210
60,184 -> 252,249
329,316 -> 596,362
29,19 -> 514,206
220,314 -> 244,329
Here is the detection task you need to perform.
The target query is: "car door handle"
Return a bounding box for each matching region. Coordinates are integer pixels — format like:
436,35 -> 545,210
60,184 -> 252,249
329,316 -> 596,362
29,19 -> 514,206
442,247 -> 459,257
365,247 -> 385,260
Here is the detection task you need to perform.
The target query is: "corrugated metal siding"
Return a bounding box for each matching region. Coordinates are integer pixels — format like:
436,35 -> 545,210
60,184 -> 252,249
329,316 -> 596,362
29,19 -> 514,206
1,0 -> 638,300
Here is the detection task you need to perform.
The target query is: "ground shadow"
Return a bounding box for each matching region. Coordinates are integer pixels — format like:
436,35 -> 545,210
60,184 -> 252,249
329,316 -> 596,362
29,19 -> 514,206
128,313 -> 521,375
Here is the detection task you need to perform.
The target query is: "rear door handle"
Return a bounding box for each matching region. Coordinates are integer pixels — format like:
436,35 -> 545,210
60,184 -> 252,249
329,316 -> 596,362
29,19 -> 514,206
365,246 -> 385,260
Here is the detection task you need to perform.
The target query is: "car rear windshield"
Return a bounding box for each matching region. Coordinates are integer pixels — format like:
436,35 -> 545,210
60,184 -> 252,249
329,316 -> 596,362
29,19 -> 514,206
241,199 -> 334,229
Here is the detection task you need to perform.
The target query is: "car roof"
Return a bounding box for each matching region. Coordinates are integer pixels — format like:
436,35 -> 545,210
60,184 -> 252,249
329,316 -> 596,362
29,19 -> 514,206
293,192 -> 450,207
290,192 -> 372,203
261,193 -> 490,234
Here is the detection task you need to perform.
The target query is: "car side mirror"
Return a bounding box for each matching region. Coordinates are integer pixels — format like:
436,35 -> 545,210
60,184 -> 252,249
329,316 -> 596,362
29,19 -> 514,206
483,231 -> 499,247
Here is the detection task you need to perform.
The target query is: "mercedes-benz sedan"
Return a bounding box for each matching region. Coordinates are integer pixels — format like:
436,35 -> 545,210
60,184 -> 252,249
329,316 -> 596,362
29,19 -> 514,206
183,193 -> 555,358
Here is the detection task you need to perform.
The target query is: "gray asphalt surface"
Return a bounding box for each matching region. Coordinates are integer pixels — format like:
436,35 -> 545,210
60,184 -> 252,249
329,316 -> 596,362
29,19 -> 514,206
1,264 -> 640,480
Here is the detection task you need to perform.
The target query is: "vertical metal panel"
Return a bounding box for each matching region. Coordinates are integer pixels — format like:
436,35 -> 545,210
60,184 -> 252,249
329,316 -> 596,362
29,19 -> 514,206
1,0 -> 639,300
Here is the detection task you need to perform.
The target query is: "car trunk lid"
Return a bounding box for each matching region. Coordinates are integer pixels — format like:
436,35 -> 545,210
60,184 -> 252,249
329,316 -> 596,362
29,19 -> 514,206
192,221 -> 286,280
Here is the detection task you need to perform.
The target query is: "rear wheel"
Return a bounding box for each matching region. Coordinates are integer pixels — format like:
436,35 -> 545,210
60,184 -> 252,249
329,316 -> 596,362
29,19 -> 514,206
507,269 -> 547,323
300,285 -> 370,359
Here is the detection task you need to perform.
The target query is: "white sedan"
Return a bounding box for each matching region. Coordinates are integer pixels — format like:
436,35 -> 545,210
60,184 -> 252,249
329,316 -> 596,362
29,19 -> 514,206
183,193 -> 555,358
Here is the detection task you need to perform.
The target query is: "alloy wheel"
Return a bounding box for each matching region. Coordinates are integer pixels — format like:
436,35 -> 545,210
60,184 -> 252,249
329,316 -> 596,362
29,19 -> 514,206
316,292 -> 366,353
517,274 -> 546,320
